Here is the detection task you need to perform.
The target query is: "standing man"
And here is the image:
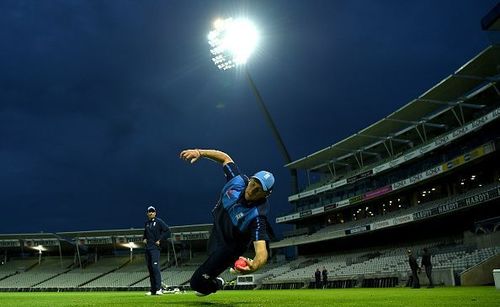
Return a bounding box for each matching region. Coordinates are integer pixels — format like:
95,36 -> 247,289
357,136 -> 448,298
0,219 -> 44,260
322,266 -> 328,289
314,268 -> 321,289
180,148 -> 275,296
407,249 -> 420,289
421,248 -> 434,288
143,206 -> 170,296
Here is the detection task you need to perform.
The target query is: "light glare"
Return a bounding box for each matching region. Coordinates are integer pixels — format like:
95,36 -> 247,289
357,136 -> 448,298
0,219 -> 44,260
208,17 -> 259,70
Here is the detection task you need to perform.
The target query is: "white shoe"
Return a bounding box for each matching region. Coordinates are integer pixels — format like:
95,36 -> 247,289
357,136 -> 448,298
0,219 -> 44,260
145,291 -> 152,296
155,290 -> 164,295
194,277 -> 225,296
216,277 -> 225,288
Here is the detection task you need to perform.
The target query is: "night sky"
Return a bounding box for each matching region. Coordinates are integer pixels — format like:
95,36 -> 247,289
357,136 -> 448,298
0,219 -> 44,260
0,0 -> 497,234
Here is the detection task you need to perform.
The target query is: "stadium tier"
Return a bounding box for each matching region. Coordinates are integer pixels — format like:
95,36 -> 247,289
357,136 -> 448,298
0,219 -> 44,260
1,236 -> 498,291
259,42 -> 500,289
271,44 -> 500,255
0,225 -> 217,291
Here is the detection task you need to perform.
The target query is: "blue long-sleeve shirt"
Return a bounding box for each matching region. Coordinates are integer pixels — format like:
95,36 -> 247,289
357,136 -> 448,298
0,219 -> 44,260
211,162 -> 271,254
143,217 -> 170,250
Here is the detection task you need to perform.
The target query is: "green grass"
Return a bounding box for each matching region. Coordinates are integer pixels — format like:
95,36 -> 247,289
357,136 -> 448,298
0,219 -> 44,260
0,287 -> 499,306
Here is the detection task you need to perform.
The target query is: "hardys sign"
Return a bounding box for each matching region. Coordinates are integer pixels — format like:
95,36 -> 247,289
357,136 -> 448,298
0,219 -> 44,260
413,186 -> 500,221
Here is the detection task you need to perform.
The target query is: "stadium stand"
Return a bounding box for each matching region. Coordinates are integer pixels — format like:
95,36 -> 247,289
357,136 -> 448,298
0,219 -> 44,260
0,225 -> 225,291
0,258 -> 39,281
265,41 -> 500,289
0,257 -> 73,289
32,256 -> 129,289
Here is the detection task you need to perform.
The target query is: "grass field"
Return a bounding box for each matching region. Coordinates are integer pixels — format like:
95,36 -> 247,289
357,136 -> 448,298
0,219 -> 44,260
0,287 -> 499,306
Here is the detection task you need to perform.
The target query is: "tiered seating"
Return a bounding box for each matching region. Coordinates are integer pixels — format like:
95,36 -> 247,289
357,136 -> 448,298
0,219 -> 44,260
263,244 -> 500,284
0,257 -> 73,288
334,254 -> 403,277
254,258 -> 305,280
162,267 -> 194,286
82,257 -> 148,288
34,256 -> 128,288
273,183 -> 500,248
441,246 -> 500,272
2,244 -> 496,289
0,258 -> 39,280
269,254 -> 355,281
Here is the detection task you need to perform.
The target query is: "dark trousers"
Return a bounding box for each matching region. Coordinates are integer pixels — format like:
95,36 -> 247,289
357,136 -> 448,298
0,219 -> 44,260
424,265 -> 434,286
410,268 -> 420,288
145,249 -> 162,293
315,279 -> 321,289
190,245 -> 239,295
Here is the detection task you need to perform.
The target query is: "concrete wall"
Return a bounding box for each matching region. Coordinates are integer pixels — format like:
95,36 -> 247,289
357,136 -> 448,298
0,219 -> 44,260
418,268 -> 455,286
460,254 -> 500,286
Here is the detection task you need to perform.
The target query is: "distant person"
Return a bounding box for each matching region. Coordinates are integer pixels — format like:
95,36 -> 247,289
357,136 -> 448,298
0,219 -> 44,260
315,268 -> 321,289
180,148 -> 275,296
421,248 -> 434,288
322,266 -> 328,289
407,249 -> 420,288
143,206 -> 170,295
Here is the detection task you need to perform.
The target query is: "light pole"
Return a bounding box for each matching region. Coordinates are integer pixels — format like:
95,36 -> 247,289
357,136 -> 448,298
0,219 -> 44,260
207,17 -> 298,193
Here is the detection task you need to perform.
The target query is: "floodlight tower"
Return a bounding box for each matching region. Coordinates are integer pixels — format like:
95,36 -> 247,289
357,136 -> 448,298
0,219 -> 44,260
208,18 -> 298,194
208,17 -> 298,193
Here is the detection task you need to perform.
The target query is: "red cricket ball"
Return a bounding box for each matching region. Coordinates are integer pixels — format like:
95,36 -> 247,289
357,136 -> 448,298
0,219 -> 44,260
234,258 -> 248,270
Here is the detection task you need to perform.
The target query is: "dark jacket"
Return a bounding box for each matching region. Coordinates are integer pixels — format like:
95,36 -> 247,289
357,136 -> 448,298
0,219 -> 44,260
143,217 -> 170,250
408,254 -> 419,271
421,250 -> 432,267
315,270 -> 321,281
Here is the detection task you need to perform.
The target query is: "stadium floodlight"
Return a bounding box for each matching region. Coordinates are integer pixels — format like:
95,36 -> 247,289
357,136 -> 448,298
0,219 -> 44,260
208,18 -> 259,70
207,17 -> 299,193
33,245 -> 47,252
